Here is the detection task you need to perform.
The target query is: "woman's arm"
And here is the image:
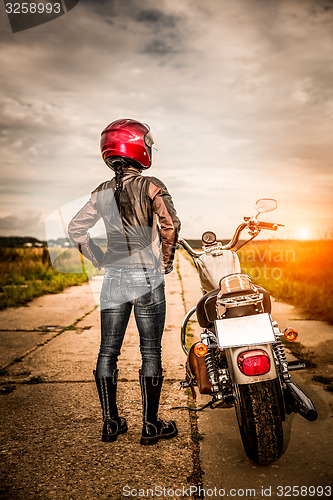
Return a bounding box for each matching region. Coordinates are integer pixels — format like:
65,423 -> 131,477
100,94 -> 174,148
148,177 -> 181,274
68,190 -> 104,268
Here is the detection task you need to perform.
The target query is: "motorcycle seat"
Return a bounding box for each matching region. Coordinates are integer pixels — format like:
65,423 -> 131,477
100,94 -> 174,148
196,286 -> 271,329
196,288 -> 220,328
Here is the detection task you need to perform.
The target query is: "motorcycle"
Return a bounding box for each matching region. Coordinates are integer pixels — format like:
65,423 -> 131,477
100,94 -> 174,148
178,198 -> 317,464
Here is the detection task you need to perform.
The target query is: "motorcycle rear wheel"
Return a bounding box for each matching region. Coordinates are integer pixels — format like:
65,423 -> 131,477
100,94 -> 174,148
234,379 -> 284,464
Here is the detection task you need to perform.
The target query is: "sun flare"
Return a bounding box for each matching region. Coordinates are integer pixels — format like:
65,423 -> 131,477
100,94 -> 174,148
297,227 -> 312,240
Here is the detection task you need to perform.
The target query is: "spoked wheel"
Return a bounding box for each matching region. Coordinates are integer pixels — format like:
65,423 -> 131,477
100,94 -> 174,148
234,378 -> 284,464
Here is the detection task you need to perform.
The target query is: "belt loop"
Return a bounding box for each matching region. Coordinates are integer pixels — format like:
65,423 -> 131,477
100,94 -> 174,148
143,265 -> 152,289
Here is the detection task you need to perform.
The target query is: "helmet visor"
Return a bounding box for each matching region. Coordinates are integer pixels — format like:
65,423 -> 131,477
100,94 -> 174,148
143,125 -> 159,161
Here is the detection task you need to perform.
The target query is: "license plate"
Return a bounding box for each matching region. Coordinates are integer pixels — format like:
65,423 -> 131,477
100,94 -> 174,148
215,313 -> 276,348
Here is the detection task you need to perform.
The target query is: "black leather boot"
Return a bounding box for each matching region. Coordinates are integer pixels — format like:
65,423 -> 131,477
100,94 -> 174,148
94,370 -> 128,442
139,371 -> 178,445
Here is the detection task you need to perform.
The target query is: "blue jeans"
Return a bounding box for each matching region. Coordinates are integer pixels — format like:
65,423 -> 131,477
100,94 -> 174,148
96,267 -> 166,377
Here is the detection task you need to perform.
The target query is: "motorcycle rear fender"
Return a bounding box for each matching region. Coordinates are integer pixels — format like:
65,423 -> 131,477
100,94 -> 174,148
187,343 -> 212,395
225,343 -> 278,385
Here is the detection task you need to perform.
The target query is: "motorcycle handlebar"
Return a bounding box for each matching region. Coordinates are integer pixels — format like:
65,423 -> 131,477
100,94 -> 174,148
178,222 -> 248,255
177,238 -> 203,257
258,221 -> 278,231
258,221 -> 284,231
178,220 -> 284,257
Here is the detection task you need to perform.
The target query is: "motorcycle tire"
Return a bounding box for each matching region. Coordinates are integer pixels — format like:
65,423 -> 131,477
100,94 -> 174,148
234,379 -> 284,465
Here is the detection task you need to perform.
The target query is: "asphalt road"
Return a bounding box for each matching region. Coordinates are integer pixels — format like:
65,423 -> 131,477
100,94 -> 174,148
0,253 -> 332,500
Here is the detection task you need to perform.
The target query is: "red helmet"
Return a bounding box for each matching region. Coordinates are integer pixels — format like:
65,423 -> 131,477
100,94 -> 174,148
100,119 -> 157,170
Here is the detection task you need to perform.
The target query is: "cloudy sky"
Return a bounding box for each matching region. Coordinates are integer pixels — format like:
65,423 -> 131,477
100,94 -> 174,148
0,0 -> 332,241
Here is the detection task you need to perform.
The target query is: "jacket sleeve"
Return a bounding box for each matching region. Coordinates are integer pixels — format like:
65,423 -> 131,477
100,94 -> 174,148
67,189 -> 105,268
148,177 -> 181,273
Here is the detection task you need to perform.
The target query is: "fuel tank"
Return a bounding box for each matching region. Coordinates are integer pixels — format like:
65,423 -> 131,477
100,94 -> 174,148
196,250 -> 241,292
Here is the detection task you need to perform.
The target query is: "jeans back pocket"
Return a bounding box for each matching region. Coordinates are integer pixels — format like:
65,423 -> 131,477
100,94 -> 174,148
100,276 -> 124,306
130,281 -> 154,306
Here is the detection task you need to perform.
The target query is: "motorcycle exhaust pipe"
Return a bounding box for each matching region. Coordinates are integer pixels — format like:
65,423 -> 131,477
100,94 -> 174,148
284,381 -> 318,422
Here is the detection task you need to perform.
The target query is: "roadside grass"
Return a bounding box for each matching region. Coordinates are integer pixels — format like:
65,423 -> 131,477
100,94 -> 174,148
0,247 -> 96,310
191,430 -> 205,443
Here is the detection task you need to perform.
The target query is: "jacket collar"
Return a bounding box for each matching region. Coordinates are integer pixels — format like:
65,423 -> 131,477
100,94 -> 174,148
122,167 -> 142,176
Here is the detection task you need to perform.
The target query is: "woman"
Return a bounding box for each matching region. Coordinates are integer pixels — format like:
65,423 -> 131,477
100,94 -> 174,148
68,119 -> 181,445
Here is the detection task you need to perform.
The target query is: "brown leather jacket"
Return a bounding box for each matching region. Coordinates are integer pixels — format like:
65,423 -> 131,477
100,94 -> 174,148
68,169 -> 181,272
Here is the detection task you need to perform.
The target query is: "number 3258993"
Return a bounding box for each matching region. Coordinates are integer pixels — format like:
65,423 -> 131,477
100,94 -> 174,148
5,3 -> 62,14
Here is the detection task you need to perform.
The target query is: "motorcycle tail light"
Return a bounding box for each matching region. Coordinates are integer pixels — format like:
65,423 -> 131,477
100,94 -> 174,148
284,327 -> 298,342
194,343 -> 208,357
238,350 -> 270,376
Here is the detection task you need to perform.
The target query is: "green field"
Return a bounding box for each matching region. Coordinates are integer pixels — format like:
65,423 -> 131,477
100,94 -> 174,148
0,247 -> 94,310
238,239 -> 333,324
1,241 -> 332,325
182,239 -> 333,324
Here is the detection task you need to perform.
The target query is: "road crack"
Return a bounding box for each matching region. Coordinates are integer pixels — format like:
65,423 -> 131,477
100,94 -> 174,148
176,253 -> 204,499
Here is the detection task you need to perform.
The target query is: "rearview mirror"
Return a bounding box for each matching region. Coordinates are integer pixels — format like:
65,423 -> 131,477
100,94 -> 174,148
255,198 -> 277,214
